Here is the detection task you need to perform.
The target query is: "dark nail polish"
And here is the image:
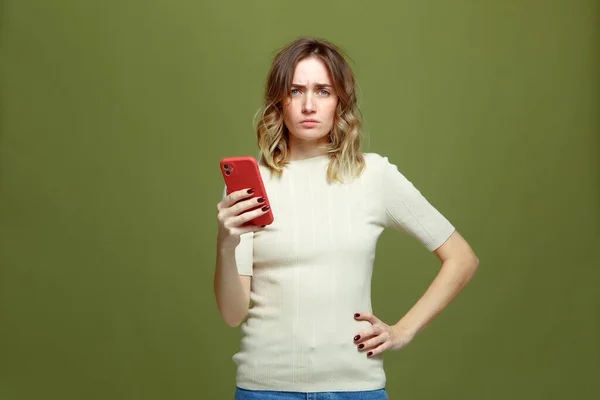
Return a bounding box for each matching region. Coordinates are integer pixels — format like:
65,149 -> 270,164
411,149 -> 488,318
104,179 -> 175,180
358,344 -> 364,349
261,225 -> 266,228
247,189 -> 254,194
261,205 -> 270,212
367,351 -> 373,357
354,313 -> 360,318
257,197 -> 265,203
354,335 -> 360,341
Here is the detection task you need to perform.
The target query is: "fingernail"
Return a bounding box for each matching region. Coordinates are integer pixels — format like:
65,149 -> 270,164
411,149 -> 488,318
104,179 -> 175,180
261,225 -> 266,228
367,351 -> 373,357
247,189 -> 254,194
257,197 -> 265,203
358,344 -> 364,349
354,313 -> 360,318
354,335 -> 360,341
262,205 -> 270,212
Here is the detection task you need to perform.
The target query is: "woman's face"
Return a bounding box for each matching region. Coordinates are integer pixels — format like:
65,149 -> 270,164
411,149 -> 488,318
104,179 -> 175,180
283,57 -> 338,146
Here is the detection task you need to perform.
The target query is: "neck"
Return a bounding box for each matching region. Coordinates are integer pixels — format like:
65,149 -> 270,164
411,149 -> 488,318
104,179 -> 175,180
288,137 -> 329,161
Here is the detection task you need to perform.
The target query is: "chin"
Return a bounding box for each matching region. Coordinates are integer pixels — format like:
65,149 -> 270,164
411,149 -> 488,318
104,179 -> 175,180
290,130 -> 330,142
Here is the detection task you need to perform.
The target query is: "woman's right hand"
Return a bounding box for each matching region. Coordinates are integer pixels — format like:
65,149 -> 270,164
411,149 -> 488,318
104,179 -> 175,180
216,188 -> 269,250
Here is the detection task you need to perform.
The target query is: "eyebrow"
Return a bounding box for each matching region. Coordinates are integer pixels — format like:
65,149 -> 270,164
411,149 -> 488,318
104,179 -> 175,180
291,83 -> 333,89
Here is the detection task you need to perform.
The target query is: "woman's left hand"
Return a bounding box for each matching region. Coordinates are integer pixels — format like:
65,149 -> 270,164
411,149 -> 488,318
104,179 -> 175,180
353,312 -> 415,357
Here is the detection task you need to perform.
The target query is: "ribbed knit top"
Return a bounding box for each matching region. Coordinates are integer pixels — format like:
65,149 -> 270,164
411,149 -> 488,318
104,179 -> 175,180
231,152 -> 455,392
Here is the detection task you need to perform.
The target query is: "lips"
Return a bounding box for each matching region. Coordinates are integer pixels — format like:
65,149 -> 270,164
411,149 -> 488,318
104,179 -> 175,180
299,119 -> 319,127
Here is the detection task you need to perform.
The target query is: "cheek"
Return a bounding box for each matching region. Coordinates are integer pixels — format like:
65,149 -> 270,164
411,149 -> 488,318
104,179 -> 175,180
282,101 -> 292,120
284,99 -> 299,116
283,102 -> 299,131
324,102 -> 338,125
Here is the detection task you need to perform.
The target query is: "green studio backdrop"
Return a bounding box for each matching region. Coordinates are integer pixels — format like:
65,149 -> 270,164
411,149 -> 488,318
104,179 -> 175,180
0,1 -> 598,399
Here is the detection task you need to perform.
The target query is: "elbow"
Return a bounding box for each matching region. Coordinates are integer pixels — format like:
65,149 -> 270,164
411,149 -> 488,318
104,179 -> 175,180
225,314 -> 247,328
452,254 -> 479,282
219,307 -> 248,328
467,255 -> 480,279
224,318 -> 238,328
471,254 -> 480,269
214,290 -> 249,328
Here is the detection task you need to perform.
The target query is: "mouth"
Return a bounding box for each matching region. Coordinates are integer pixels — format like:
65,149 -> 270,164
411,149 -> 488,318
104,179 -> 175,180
299,119 -> 319,126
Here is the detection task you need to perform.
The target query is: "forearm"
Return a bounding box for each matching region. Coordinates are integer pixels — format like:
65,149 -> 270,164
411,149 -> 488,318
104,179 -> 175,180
393,256 -> 479,337
213,247 -> 249,327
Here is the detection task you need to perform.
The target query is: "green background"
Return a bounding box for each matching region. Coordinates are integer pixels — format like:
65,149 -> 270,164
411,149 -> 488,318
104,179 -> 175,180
1,0 -> 598,399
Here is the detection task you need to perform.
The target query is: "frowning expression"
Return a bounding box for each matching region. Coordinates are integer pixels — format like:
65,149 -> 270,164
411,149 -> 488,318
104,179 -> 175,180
283,57 -> 338,144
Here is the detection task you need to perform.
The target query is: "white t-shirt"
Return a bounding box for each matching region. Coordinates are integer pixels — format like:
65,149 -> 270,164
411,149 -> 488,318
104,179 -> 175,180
231,152 -> 455,392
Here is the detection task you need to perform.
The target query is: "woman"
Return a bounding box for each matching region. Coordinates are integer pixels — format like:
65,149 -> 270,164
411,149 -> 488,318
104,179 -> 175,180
214,37 -> 479,400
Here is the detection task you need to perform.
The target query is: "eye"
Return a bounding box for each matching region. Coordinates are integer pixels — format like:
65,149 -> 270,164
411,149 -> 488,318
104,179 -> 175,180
317,89 -> 330,96
291,88 -> 301,96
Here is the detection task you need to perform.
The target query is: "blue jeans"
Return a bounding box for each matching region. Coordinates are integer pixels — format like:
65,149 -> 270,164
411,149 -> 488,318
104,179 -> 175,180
234,386 -> 388,400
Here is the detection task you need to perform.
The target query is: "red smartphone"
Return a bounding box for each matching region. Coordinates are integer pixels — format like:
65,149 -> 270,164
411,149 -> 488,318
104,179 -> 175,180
220,156 -> 274,226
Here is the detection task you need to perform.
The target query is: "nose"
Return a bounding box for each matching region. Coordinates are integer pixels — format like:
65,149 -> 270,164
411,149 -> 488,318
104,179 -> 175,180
302,94 -> 315,113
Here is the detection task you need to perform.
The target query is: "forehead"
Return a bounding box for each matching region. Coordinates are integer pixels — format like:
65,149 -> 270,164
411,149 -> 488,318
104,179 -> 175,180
292,57 -> 332,84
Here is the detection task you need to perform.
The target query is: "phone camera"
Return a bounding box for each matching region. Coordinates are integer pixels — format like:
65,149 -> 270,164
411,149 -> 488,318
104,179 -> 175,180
223,164 -> 229,169
225,170 -> 231,176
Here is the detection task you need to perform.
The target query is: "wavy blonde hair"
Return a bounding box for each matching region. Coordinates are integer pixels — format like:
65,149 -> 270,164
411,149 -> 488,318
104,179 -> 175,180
255,37 -> 365,183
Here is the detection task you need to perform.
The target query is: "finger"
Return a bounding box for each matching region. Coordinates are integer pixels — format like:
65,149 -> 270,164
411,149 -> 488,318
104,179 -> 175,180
357,328 -> 388,351
354,324 -> 382,345
220,188 -> 255,209
365,341 -> 391,358
230,205 -> 270,227
224,219 -> 266,239
237,224 -> 266,235
353,324 -> 377,343
227,196 -> 267,218
218,195 -> 264,223
354,312 -> 380,326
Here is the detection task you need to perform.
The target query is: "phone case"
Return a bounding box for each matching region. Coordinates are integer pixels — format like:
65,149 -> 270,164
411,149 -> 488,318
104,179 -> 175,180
220,156 -> 274,226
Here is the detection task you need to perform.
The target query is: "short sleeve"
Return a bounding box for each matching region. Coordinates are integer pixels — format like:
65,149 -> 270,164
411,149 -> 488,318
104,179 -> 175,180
378,156 -> 456,252
221,186 -> 254,276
